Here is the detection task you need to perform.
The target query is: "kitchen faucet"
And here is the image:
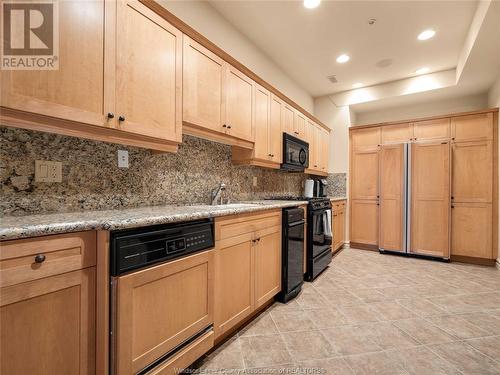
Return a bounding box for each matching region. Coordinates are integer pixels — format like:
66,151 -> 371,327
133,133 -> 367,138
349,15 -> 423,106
211,182 -> 227,205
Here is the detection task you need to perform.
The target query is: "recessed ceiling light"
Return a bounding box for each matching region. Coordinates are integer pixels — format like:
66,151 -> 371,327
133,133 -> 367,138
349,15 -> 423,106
303,0 -> 321,9
415,67 -> 430,75
352,83 -> 363,88
336,54 -> 350,64
418,29 -> 436,41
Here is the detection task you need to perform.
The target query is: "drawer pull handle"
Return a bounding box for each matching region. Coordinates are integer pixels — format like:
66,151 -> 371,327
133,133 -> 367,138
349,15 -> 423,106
34,254 -> 46,264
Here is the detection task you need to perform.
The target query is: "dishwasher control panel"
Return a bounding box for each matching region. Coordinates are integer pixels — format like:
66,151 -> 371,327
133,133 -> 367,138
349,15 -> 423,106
110,219 -> 214,276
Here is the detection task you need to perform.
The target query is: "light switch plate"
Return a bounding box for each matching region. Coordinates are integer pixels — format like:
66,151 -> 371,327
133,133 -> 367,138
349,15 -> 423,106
118,150 -> 129,168
35,160 -> 62,182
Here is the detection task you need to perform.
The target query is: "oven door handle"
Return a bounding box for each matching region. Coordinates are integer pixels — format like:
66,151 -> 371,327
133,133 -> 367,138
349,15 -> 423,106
287,220 -> 305,227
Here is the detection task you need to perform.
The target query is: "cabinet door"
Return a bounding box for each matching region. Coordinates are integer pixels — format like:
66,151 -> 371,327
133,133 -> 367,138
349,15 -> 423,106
115,1 -> 182,141
351,127 -> 381,151
214,234 -> 254,338
414,118 -> 450,141
379,144 -> 404,251
410,142 -> 451,258
350,200 -> 378,246
1,268 -> 95,375
338,210 -> 345,249
0,1 -> 106,127
269,95 -> 283,163
452,141 -> 493,203
451,113 -> 493,142
253,84 -> 271,160
295,111 -> 307,139
351,149 -> 379,199
283,104 -> 295,135
183,36 -> 224,132
321,128 -> 330,172
255,227 -> 281,308
116,250 -> 213,374
224,66 -> 254,141
381,123 -> 413,144
451,203 -> 492,259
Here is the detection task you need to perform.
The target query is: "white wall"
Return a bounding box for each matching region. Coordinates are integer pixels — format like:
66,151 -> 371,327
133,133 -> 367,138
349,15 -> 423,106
354,93 -> 489,125
487,76 -> 500,265
158,0 -> 314,113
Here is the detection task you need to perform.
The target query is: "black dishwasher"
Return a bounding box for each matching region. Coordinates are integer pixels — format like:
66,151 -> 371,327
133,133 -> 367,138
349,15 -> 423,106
278,207 -> 305,302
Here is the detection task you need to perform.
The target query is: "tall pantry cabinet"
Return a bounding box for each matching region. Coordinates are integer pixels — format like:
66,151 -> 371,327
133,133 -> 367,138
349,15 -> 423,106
349,109 -> 498,263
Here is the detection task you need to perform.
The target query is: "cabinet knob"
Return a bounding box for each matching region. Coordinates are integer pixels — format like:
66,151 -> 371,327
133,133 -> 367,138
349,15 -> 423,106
107,112 -> 114,119
222,124 -> 227,128
34,254 -> 46,264
118,115 -> 126,122
227,125 -> 232,129
451,196 -> 454,200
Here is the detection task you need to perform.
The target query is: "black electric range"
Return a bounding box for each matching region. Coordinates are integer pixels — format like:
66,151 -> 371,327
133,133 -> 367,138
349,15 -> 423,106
270,196 -> 333,280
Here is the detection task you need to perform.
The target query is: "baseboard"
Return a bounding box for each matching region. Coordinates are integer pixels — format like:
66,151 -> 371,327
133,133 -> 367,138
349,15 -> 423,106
350,242 -> 378,251
496,259 -> 500,270
450,255 -> 497,267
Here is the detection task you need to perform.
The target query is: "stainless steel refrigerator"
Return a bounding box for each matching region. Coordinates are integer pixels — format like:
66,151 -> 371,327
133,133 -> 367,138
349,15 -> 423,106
378,141 -> 451,259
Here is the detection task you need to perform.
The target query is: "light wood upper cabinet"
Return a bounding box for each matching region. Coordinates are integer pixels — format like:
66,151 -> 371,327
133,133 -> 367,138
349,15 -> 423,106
115,1 -> 182,142
410,141 -> 451,259
379,144 -> 404,251
381,123 -> 413,144
0,0 -> 106,127
351,149 -> 379,199
295,111 -> 307,139
451,112 -> 493,142
1,268 -> 96,375
115,250 -> 213,374
351,127 -> 381,151
254,227 -> 281,308
414,118 -> 450,141
283,104 -> 295,135
451,203 -> 493,259
452,141 -> 493,203
253,84 -> 271,161
223,66 -> 254,141
350,200 -> 378,245
183,36 -> 224,133
269,94 -> 283,164
320,127 -> 330,172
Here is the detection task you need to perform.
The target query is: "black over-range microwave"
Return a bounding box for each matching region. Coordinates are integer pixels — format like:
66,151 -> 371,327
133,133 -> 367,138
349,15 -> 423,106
281,133 -> 309,172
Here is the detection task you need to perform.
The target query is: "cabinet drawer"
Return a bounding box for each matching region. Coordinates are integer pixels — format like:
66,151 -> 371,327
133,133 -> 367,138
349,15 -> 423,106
215,210 -> 281,240
0,231 -> 96,288
332,200 -> 346,212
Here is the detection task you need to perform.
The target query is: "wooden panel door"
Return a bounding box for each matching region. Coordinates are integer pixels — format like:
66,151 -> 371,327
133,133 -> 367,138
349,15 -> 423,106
350,200 -> 378,245
115,250 -> 213,374
214,234 -> 254,338
295,111 -> 307,139
253,84 -> 271,160
283,104 -> 295,135
224,66 -> 254,142
451,203 -> 493,259
351,127 -> 381,151
379,144 -> 404,251
269,95 -> 283,163
1,268 -> 95,375
451,113 -> 493,142
414,118 -> 450,141
321,127 -> 330,172
351,149 -> 379,199
410,142 -> 451,258
452,141 -> 493,203
183,36 -> 224,132
0,0 -> 106,127
254,227 -> 281,308
381,123 -> 413,144
333,208 -> 345,250
308,124 -> 319,171
115,1 -> 182,141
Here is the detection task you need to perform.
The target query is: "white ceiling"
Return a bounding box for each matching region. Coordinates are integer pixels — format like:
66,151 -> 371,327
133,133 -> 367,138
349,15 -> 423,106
208,0 -> 479,97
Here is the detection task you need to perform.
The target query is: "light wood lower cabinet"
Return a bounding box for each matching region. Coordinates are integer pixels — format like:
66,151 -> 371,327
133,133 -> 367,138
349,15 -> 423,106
332,200 -> 346,251
1,268 -> 96,375
451,203 -> 493,259
114,250 -> 214,374
214,211 -> 282,339
350,199 -> 379,246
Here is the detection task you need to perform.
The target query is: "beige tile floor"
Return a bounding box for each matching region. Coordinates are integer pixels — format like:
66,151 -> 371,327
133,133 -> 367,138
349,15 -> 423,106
197,248 -> 500,374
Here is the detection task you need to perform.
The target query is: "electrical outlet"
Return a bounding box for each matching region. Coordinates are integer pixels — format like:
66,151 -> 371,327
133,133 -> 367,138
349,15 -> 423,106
118,150 -> 129,168
35,160 -> 62,182
252,176 -> 258,187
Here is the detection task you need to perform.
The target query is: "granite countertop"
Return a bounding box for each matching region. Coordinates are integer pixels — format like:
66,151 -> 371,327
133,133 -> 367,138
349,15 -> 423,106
0,200 -> 307,241
329,196 -> 347,201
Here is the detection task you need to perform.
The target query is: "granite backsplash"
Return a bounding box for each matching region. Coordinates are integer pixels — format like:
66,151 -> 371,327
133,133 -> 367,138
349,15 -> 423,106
326,173 -> 347,197
1,127 -> 310,216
